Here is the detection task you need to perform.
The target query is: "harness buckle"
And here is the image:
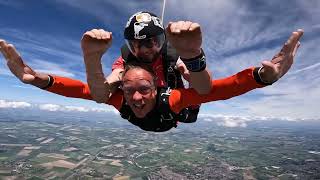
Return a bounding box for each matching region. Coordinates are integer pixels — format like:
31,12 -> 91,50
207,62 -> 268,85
160,113 -> 174,121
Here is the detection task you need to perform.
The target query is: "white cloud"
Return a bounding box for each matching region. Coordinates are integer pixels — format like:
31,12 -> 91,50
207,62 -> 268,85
0,68 -> 12,76
218,119 -> 247,128
12,85 -> 37,90
290,62 -> 320,75
199,114 -> 303,128
29,59 -> 75,77
311,24 -> 320,29
1,56 -> 76,78
0,27 -> 82,75
38,104 -> 61,111
201,115 -> 250,128
0,99 -> 117,114
64,106 -> 89,112
91,107 -> 119,114
36,69 -> 75,78
53,0 -> 160,24
1,0 -> 319,119
0,99 -> 31,108
38,103 -> 118,114
203,118 -> 213,122
170,0 -> 320,119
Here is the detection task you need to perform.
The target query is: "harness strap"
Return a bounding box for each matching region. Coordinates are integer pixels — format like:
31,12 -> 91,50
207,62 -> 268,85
161,42 -> 183,89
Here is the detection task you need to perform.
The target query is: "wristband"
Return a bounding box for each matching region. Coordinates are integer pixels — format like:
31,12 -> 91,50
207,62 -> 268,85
41,75 -> 54,89
253,67 -> 273,85
179,49 -> 206,72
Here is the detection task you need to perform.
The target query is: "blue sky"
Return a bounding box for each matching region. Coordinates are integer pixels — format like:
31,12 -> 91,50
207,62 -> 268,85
0,0 -> 319,120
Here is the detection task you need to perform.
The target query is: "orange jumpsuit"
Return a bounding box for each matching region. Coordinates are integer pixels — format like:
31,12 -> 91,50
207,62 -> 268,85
46,67 -> 265,114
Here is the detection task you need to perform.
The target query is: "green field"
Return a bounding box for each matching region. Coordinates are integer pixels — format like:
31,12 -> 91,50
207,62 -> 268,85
1,119 -> 320,179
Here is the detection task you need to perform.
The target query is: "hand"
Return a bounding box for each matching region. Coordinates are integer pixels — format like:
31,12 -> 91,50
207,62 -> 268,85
81,29 -> 112,58
175,58 -> 190,81
259,29 -> 304,84
0,39 -> 37,84
81,29 -> 113,103
165,21 -> 202,59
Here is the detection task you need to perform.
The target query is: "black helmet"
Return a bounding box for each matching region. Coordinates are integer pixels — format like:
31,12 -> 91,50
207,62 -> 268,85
124,11 -> 164,40
124,11 -> 166,59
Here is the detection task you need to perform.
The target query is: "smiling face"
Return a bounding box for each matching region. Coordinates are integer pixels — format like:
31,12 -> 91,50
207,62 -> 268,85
122,67 -> 157,118
132,40 -> 161,62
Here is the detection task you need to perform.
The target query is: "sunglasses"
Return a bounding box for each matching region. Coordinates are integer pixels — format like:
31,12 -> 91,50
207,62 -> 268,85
130,37 -> 158,49
121,84 -> 155,96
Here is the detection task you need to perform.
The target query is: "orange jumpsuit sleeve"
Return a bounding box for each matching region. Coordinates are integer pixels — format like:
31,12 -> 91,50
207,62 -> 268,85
169,67 -> 266,113
46,76 -> 123,110
112,56 -> 125,71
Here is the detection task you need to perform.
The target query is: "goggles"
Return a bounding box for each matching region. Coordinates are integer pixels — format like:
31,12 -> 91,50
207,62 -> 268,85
125,34 -> 165,57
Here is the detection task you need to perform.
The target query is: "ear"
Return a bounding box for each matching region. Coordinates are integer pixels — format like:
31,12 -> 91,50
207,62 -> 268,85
154,88 -> 157,96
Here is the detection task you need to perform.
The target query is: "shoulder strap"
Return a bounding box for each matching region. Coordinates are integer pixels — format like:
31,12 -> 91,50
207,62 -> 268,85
158,87 -> 188,122
161,42 -> 200,123
157,87 -> 175,121
119,99 -> 132,120
161,42 -> 184,89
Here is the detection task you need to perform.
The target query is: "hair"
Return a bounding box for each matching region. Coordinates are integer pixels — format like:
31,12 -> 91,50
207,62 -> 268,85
122,61 -> 157,86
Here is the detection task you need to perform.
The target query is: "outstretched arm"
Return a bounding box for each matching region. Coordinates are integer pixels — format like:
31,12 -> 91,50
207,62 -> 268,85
258,29 -> 303,84
0,39 -> 94,100
81,29 -> 115,103
169,67 -> 262,113
169,29 -> 304,113
166,21 -> 212,94
0,39 -> 51,89
0,39 -> 123,109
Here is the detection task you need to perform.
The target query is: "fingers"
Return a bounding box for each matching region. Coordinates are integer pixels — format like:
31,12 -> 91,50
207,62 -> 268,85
292,41 -> 300,57
267,29 -> 303,82
282,29 -> 304,55
272,29 -> 303,65
6,44 -> 29,81
0,39 -> 10,60
175,60 -> 191,81
166,21 -> 200,34
0,40 -> 34,82
83,29 -> 112,40
6,44 -> 23,64
0,40 -> 23,65
175,59 -> 186,73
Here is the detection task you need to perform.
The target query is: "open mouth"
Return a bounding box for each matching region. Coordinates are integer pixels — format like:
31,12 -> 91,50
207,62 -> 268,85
134,104 -> 145,110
